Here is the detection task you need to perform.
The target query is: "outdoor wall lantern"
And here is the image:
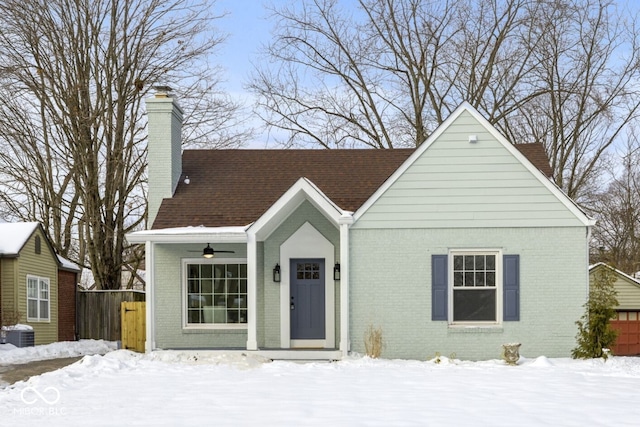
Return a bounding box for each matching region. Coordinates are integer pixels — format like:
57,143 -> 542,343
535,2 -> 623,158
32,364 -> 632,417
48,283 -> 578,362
333,263 -> 341,281
273,263 -> 281,282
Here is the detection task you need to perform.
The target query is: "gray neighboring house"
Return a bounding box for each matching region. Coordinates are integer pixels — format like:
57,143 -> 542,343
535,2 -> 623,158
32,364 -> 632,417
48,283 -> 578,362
127,93 -> 593,360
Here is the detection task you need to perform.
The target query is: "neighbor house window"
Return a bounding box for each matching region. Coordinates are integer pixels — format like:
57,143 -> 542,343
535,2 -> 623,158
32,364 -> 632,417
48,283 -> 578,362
451,251 -> 501,323
27,275 -> 50,321
185,261 -> 247,326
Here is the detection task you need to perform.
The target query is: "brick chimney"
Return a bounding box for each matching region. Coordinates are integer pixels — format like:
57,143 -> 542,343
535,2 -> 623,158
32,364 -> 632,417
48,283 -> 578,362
146,87 -> 183,228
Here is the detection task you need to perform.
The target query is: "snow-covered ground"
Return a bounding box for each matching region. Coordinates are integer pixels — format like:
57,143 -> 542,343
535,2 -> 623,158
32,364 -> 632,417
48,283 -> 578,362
1,341 -> 640,426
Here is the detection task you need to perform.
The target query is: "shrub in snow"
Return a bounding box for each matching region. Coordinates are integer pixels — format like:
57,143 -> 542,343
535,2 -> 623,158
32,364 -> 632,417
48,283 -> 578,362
572,267 -> 619,359
0,308 -> 22,330
364,324 -> 383,358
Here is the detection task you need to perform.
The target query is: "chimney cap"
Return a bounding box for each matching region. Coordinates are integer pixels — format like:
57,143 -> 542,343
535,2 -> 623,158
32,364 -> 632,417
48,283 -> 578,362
153,85 -> 173,97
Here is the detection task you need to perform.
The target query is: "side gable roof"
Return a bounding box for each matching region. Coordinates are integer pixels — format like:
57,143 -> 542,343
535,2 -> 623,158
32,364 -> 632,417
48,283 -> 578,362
0,222 -> 77,272
353,102 -> 593,226
0,222 -> 40,256
153,144 -> 554,230
590,262 -> 640,288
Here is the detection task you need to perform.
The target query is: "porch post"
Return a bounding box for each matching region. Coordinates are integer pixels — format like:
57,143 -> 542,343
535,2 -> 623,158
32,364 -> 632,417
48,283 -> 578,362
145,241 -> 156,352
339,213 -> 353,357
246,232 -> 258,350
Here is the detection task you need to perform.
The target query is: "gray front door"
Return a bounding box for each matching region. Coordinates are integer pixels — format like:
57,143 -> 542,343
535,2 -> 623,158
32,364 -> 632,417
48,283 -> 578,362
290,259 -> 325,340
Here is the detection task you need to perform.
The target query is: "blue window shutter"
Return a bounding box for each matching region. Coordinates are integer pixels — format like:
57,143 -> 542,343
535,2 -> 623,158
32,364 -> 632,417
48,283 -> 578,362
503,255 -> 520,321
432,255 -> 448,321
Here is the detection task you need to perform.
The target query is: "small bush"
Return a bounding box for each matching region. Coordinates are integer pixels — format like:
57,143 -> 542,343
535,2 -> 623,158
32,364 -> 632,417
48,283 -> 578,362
572,267 -> 619,359
0,308 -> 22,329
364,324 -> 383,358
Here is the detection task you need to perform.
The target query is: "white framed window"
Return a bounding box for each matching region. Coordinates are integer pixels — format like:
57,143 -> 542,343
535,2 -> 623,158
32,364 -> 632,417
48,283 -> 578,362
449,250 -> 502,324
27,275 -> 50,322
183,258 -> 247,329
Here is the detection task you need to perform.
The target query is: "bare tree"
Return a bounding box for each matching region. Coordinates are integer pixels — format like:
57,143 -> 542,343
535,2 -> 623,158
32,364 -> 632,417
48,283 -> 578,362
589,137 -> 640,274
0,0 -> 247,289
504,0 -> 640,200
251,0 -> 640,201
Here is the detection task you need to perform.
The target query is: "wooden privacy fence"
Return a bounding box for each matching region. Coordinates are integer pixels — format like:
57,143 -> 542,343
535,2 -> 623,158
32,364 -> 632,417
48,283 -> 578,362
121,301 -> 146,353
77,290 -> 145,341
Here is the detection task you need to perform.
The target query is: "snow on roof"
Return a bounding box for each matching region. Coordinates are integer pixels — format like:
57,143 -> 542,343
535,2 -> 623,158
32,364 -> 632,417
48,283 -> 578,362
0,222 -> 39,255
57,254 -> 81,272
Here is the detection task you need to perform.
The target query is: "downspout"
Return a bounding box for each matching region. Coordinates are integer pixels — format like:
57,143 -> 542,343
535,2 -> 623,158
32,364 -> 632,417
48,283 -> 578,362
339,213 -> 354,357
246,232 -> 258,350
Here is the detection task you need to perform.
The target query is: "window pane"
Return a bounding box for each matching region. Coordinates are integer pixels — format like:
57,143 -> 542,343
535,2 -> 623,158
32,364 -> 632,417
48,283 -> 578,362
453,255 -> 463,270
486,272 -> 496,287
214,265 -> 225,278
228,279 -> 239,293
188,265 -> 199,278
227,264 -> 239,278
28,300 -> 38,318
201,264 -> 213,278
189,294 -> 204,308
454,272 -> 463,287
188,280 -> 199,294
188,310 -> 201,323
214,279 -> 225,293
40,301 -> 49,319
475,272 -> 485,287
475,255 -> 485,270
201,279 -> 212,294
486,255 -> 495,270
464,255 -> 474,270
464,272 -> 474,287
28,279 -> 38,298
453,289 -> 496,321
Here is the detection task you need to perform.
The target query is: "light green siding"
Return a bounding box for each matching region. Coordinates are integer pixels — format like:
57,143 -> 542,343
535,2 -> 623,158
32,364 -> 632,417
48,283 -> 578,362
153,199 -> 341,349
153,243 -> 249,349
263,200 -> 340,348
589,266 -> 640,310
349,227 -> 588,360
354,111 -> 584,229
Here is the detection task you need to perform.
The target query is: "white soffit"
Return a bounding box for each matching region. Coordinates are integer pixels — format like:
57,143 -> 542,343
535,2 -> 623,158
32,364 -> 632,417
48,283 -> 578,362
125,226 -> 247,244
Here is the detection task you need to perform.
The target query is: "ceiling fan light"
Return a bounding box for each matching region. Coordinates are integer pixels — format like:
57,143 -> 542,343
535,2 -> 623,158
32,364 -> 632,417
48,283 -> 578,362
202,244 -> 215,258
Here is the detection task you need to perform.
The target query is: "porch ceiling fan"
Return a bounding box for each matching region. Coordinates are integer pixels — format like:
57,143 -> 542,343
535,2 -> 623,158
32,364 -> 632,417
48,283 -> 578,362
189,243 -> 235,259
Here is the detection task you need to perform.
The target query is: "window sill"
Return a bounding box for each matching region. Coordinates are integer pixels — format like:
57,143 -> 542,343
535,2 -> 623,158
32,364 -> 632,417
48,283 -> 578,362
182,324 -> 247,333
447,324 -> 503,333
26,319 -> 51,323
